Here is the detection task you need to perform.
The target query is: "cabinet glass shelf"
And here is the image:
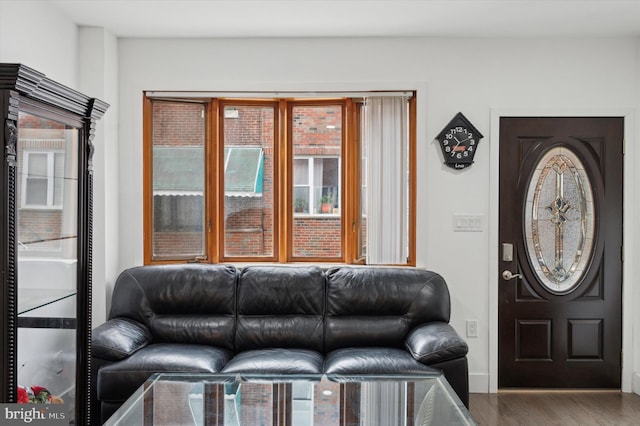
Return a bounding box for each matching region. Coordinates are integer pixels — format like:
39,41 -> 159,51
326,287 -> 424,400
18,289 -> 77,316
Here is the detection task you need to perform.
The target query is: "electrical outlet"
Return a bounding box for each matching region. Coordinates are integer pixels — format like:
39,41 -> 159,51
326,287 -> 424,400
466,320 -> 479,338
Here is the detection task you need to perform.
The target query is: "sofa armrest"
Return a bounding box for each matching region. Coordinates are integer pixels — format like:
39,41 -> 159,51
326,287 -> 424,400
405,322 -> 468,364
93,318 -> 152,361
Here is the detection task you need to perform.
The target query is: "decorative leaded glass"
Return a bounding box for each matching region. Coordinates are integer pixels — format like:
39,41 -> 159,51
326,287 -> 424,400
524,147 -> 594,293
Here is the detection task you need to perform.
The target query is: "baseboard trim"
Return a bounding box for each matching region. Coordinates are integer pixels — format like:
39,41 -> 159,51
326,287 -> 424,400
471,373 -> 640,395
498,389 -> 620,394
469,373 -> 490,393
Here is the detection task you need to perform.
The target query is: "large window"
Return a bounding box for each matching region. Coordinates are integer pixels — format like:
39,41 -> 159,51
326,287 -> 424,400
144,94 -> 415,264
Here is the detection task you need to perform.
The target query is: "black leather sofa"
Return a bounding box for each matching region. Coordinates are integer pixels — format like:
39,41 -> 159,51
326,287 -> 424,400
92,264 -> 469,423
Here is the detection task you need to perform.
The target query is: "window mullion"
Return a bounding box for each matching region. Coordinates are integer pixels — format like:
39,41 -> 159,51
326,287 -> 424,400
280,99 -> 289,262
347,99 -> 365,264
210,98 -> 221,263
407,96 -> 417,266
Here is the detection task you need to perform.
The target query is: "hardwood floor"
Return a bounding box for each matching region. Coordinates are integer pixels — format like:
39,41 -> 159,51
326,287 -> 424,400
469,391 -> 640,425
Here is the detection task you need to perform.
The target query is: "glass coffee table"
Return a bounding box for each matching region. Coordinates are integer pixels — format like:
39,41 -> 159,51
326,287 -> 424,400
104,372 -> 476,425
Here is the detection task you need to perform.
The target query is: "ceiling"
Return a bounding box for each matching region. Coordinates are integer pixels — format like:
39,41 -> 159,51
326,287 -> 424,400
46,0 -> 640,38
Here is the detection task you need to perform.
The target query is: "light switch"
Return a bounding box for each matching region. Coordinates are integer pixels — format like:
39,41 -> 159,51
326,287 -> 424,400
453,214 -> 483,232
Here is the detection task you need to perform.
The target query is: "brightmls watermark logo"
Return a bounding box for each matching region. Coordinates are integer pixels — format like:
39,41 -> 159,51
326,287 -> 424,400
0,404 -> 68,425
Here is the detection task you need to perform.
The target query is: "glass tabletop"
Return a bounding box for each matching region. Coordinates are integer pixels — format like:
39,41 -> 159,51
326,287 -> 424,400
104,373 -> 476,426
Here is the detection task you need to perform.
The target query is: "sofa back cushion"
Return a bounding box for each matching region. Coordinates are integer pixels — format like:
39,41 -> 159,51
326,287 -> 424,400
109,264 -> 237,350
324,266 -> 450,352
235,266 -> 325,352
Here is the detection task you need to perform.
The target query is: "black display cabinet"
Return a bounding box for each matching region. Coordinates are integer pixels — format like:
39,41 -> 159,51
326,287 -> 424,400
1,63 -> 108,425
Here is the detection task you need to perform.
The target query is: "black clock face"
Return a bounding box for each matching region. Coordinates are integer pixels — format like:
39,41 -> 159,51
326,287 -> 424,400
437,113 -> 483,170
442,126 -> 476,163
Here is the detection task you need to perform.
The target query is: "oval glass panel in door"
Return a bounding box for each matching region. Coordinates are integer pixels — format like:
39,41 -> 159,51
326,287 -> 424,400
524,147 -> 595,293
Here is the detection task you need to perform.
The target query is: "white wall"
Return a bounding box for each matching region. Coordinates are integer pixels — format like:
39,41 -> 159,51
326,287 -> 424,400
0,0 -> 78,87
118,36 -> 640,393
77,27 -> 120,325
0,1 -> 119,328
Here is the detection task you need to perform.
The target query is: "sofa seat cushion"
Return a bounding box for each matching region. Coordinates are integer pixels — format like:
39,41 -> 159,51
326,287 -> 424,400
222,349 -> 323,374
324,347 -> 441,375
97,343 -> 232,402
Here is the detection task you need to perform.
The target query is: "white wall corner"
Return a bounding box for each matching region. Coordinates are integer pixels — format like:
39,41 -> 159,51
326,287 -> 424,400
632,373 -> 640,395
469,373 -> 490,393
77,26 -> 120,327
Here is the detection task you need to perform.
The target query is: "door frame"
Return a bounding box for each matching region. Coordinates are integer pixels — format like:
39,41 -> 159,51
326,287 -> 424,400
488,107 -> 637,394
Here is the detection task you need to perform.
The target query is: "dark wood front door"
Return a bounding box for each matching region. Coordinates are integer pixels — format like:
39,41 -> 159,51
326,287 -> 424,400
498,117 -> 623,388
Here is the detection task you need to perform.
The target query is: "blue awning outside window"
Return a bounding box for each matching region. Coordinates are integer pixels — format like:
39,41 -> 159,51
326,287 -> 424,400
153,146 -> 263,196
153,147 -> 204,194
224,147 -> 264,196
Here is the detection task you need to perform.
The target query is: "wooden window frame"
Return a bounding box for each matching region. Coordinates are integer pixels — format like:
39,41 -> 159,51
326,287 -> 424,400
143,94 -> 416,265
286,99 -> 346,263
217,100 -> 280,263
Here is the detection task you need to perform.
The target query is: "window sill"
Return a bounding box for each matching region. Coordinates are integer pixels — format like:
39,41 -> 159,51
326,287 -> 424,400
293,213 -> 340,218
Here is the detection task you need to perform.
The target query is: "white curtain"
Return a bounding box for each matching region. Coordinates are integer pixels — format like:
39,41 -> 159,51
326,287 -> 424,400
364,96 -> 409,264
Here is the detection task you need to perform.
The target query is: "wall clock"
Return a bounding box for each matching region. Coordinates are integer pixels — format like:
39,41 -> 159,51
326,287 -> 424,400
436,112 -> 483,170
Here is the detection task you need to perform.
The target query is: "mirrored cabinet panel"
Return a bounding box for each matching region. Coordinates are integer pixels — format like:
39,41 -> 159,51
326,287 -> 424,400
1,64 -> 108,425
